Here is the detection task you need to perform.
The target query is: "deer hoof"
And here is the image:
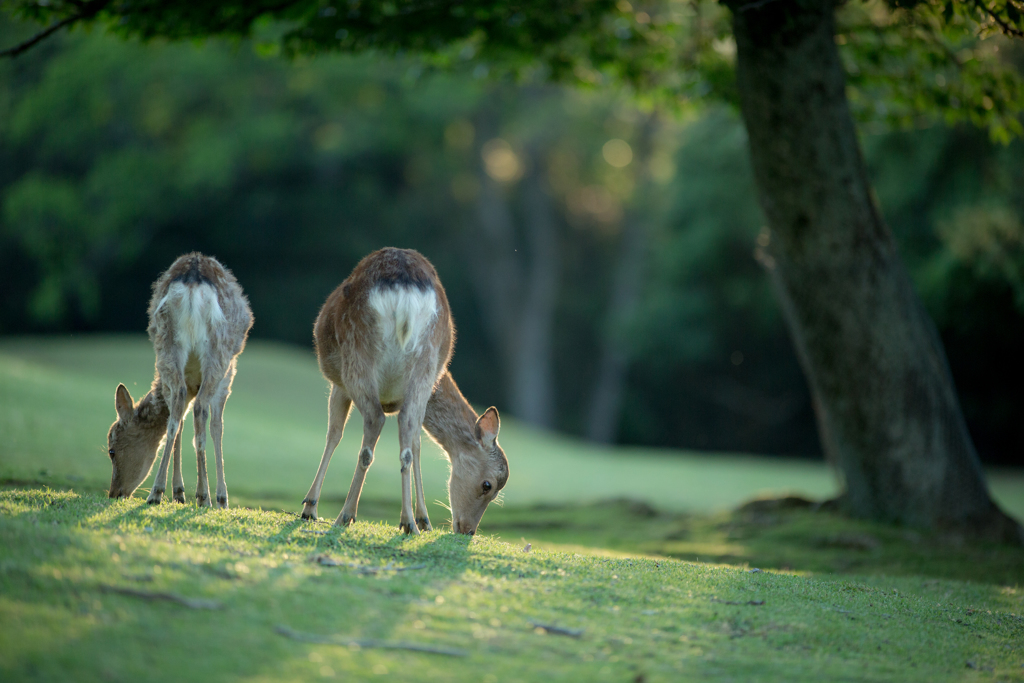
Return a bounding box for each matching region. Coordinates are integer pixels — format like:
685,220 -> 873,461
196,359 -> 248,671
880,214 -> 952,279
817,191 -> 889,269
301,508 -> 318,521
216,495 -> 228,509
172,488 -> 186,504
336,512 -> 356,527
196,493 -> 212,508
146,489 -> 164,505
416,517 -> 432,532
399,521 -> 420,536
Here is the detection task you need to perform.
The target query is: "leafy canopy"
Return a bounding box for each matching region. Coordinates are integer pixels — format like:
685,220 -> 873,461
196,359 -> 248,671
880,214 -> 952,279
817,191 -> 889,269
2,0 -> 1023,137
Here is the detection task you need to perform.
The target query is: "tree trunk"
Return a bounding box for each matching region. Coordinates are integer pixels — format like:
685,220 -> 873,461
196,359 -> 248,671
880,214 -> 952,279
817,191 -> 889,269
511,157 -> 560,427
586,216 -> 646,443
466,101 -> 560,428
586,115 -> 657,443
470,152 -> 522,370
725,0 -> 1021,542
586,207 -> 652,444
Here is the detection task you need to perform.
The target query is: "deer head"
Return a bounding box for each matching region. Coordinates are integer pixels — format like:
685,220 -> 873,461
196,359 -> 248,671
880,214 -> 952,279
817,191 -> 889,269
447,407 -> 509,535
106,384 -> 164,498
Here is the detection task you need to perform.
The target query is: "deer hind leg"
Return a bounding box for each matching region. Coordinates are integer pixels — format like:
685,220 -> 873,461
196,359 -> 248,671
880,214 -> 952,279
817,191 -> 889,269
171,424 -> 186,503
301,384 -> 352,520
208,365 -> 236,509
192,359 -> 231,508
398,385 -> 431,536
147,380 -> 189,505
336,396 -> 385,527
193,398 -> 212,507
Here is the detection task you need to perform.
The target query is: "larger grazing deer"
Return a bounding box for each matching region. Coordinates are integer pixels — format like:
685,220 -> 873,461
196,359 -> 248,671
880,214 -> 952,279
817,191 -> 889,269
300,248 -> 509,535
106,253 -> 253,508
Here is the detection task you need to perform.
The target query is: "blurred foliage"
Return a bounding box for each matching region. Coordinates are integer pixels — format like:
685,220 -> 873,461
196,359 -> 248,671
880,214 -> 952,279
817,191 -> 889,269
1,12 -> 1024,464
618,110 -> 817,453
3,0 -> 1024,137
838,0 -> 1024,142
862,120 -> 1024,462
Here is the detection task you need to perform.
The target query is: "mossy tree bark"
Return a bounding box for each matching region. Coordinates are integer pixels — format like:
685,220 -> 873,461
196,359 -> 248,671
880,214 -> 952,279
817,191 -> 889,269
724,0 -> 1021,542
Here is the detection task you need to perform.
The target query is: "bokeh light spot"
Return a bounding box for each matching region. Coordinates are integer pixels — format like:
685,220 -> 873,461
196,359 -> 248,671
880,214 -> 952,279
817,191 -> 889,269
482,139 -> 523,182
602,139 -> 633,168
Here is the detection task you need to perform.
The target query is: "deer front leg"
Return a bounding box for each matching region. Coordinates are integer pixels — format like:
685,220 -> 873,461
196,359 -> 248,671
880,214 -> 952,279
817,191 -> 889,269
413,449 -> 432,531
399,447 -> 418,535
171,425 -> 186,503
301,385 -> 352,520
148,384 -> 187,505
335,398 -> 384,527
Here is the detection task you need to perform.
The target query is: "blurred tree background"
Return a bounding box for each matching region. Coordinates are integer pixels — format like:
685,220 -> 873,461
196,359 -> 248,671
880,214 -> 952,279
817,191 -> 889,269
1,12 -> 1023,466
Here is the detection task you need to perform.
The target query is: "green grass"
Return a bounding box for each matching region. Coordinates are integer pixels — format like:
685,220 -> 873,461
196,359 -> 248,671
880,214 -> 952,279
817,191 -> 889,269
2,488 -> 1023,683
2,335 -> 1022,521
2,335 -> 1024,681
0,335 -> 845,517
483,498 -> 1024,586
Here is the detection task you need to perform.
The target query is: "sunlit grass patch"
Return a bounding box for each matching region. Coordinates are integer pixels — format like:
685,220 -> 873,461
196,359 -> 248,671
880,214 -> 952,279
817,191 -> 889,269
1,335 -> 842,514
482,498 -> 1024,587
1,487 -> 1023,682
2,336 -> 1024,681
3,334 -> 1022,526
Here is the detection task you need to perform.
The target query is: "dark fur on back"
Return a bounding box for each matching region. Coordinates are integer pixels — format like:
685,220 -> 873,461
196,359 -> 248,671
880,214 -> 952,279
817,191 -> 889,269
166,253 -> 224,287
336,247 -> 445,302
367,248 -> 437,292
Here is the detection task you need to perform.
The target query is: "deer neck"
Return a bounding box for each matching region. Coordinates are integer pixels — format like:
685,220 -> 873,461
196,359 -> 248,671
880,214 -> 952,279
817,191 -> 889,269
136,379 -> 171,441
423,372 -> 479,458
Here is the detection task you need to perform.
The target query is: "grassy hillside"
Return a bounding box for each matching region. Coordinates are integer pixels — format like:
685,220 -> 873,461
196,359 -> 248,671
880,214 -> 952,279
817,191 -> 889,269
2,336 -> 1024,681
0,335 -> 843,516
2,335 -> 1022,523
2,488 -> 1023,683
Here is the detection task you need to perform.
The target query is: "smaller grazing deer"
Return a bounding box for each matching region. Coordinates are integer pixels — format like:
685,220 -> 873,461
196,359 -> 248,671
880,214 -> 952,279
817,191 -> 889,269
300,248 -> 509,535
107,253 -> 253,508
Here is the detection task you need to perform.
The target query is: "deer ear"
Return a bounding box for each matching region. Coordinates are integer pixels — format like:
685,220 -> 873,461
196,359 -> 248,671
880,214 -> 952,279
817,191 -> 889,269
475,407 -> 500,445
114,384 -> 134,422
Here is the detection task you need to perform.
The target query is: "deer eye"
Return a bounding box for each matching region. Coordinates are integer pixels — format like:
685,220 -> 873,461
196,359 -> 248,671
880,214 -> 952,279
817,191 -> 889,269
108,449 -> 115,459
482,481 -> 492,493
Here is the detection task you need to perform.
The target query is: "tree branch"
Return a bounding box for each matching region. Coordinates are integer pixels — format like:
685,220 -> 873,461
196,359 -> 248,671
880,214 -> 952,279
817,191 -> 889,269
1,14 -> 82,58
973,0 -> 1024,38
735,0 -> 783,13
1,0 -> 112,59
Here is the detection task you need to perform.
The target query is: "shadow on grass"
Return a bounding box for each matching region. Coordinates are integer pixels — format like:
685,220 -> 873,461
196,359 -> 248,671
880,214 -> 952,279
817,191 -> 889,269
0,488 -> 494,683
224,487 -> 1024,586
479,496 -> 1024,587
6,482 -> 1022,588
3,485 -> 1024,683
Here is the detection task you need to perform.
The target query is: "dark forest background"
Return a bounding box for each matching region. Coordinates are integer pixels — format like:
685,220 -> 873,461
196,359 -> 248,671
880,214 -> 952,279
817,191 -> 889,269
2,17 -> 1023,465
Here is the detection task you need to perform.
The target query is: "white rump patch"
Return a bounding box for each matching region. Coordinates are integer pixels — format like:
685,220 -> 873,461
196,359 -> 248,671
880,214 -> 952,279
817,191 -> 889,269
368,286 -> 438,403
155,282 -> 226,357
368,286 -> 438,354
